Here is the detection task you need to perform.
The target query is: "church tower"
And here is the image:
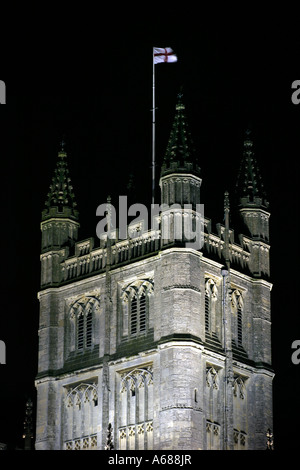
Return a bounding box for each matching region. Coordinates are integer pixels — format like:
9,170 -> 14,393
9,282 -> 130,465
35,96 -> 273,451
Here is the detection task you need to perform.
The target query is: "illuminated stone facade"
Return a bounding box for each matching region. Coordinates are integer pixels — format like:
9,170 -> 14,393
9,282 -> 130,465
35,98 -> 273,450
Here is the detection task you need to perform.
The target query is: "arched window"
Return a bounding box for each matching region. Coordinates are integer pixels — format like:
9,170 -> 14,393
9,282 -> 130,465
69,296 -> 100,352
122,279 -> 154,338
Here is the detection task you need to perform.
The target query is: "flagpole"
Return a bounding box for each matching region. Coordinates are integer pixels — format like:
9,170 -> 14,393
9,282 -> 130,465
152,48 -> 155,206
151,47 -> 177,206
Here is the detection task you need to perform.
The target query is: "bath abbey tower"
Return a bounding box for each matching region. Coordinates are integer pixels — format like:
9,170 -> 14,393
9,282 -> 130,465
35,94 -> 273,450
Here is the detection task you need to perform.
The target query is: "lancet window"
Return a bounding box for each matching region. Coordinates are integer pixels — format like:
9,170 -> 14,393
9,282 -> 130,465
231,290 -> 244,347
121,279 -> 154,338
69,296 -> 100,351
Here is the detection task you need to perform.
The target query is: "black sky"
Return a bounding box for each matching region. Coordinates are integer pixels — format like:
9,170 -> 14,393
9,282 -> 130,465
0,15 -> 299,451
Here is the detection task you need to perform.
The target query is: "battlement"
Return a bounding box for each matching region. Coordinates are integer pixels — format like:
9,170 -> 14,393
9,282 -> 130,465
40,216 -> 269,288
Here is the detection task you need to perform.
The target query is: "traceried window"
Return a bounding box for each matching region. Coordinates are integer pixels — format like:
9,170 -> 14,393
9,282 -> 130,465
64,382 -> 99,450
118,367 -> 153,450
69,296 -> 100,352
121,279 -> 154,338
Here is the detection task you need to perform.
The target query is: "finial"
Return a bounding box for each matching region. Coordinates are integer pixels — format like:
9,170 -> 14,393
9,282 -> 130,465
58,136 -> 67,157
176,86 -> 185,111
106,195 -> 112,234
224,190 -> 230,211
177,85 -> 184,99
244,128 -> 253,143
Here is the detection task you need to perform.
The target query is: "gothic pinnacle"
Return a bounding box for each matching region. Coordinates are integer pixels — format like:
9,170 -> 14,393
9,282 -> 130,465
42,141 -> 79,221
160,90 -> 200,177
236,129 -> 268,208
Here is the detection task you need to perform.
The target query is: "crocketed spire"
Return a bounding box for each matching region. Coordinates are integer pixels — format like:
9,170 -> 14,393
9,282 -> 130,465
160,90 -> 200,177
42,140 -> 79,221
236,129 -> 268,208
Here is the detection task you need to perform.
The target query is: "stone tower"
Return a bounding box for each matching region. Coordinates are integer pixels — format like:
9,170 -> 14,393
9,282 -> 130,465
35,95 -> 273,450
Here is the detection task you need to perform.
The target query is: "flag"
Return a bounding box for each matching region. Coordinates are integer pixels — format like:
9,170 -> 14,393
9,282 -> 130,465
153,47 -> 177,64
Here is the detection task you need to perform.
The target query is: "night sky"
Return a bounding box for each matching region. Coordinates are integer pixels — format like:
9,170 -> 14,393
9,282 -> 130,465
0,15 -> 299,451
